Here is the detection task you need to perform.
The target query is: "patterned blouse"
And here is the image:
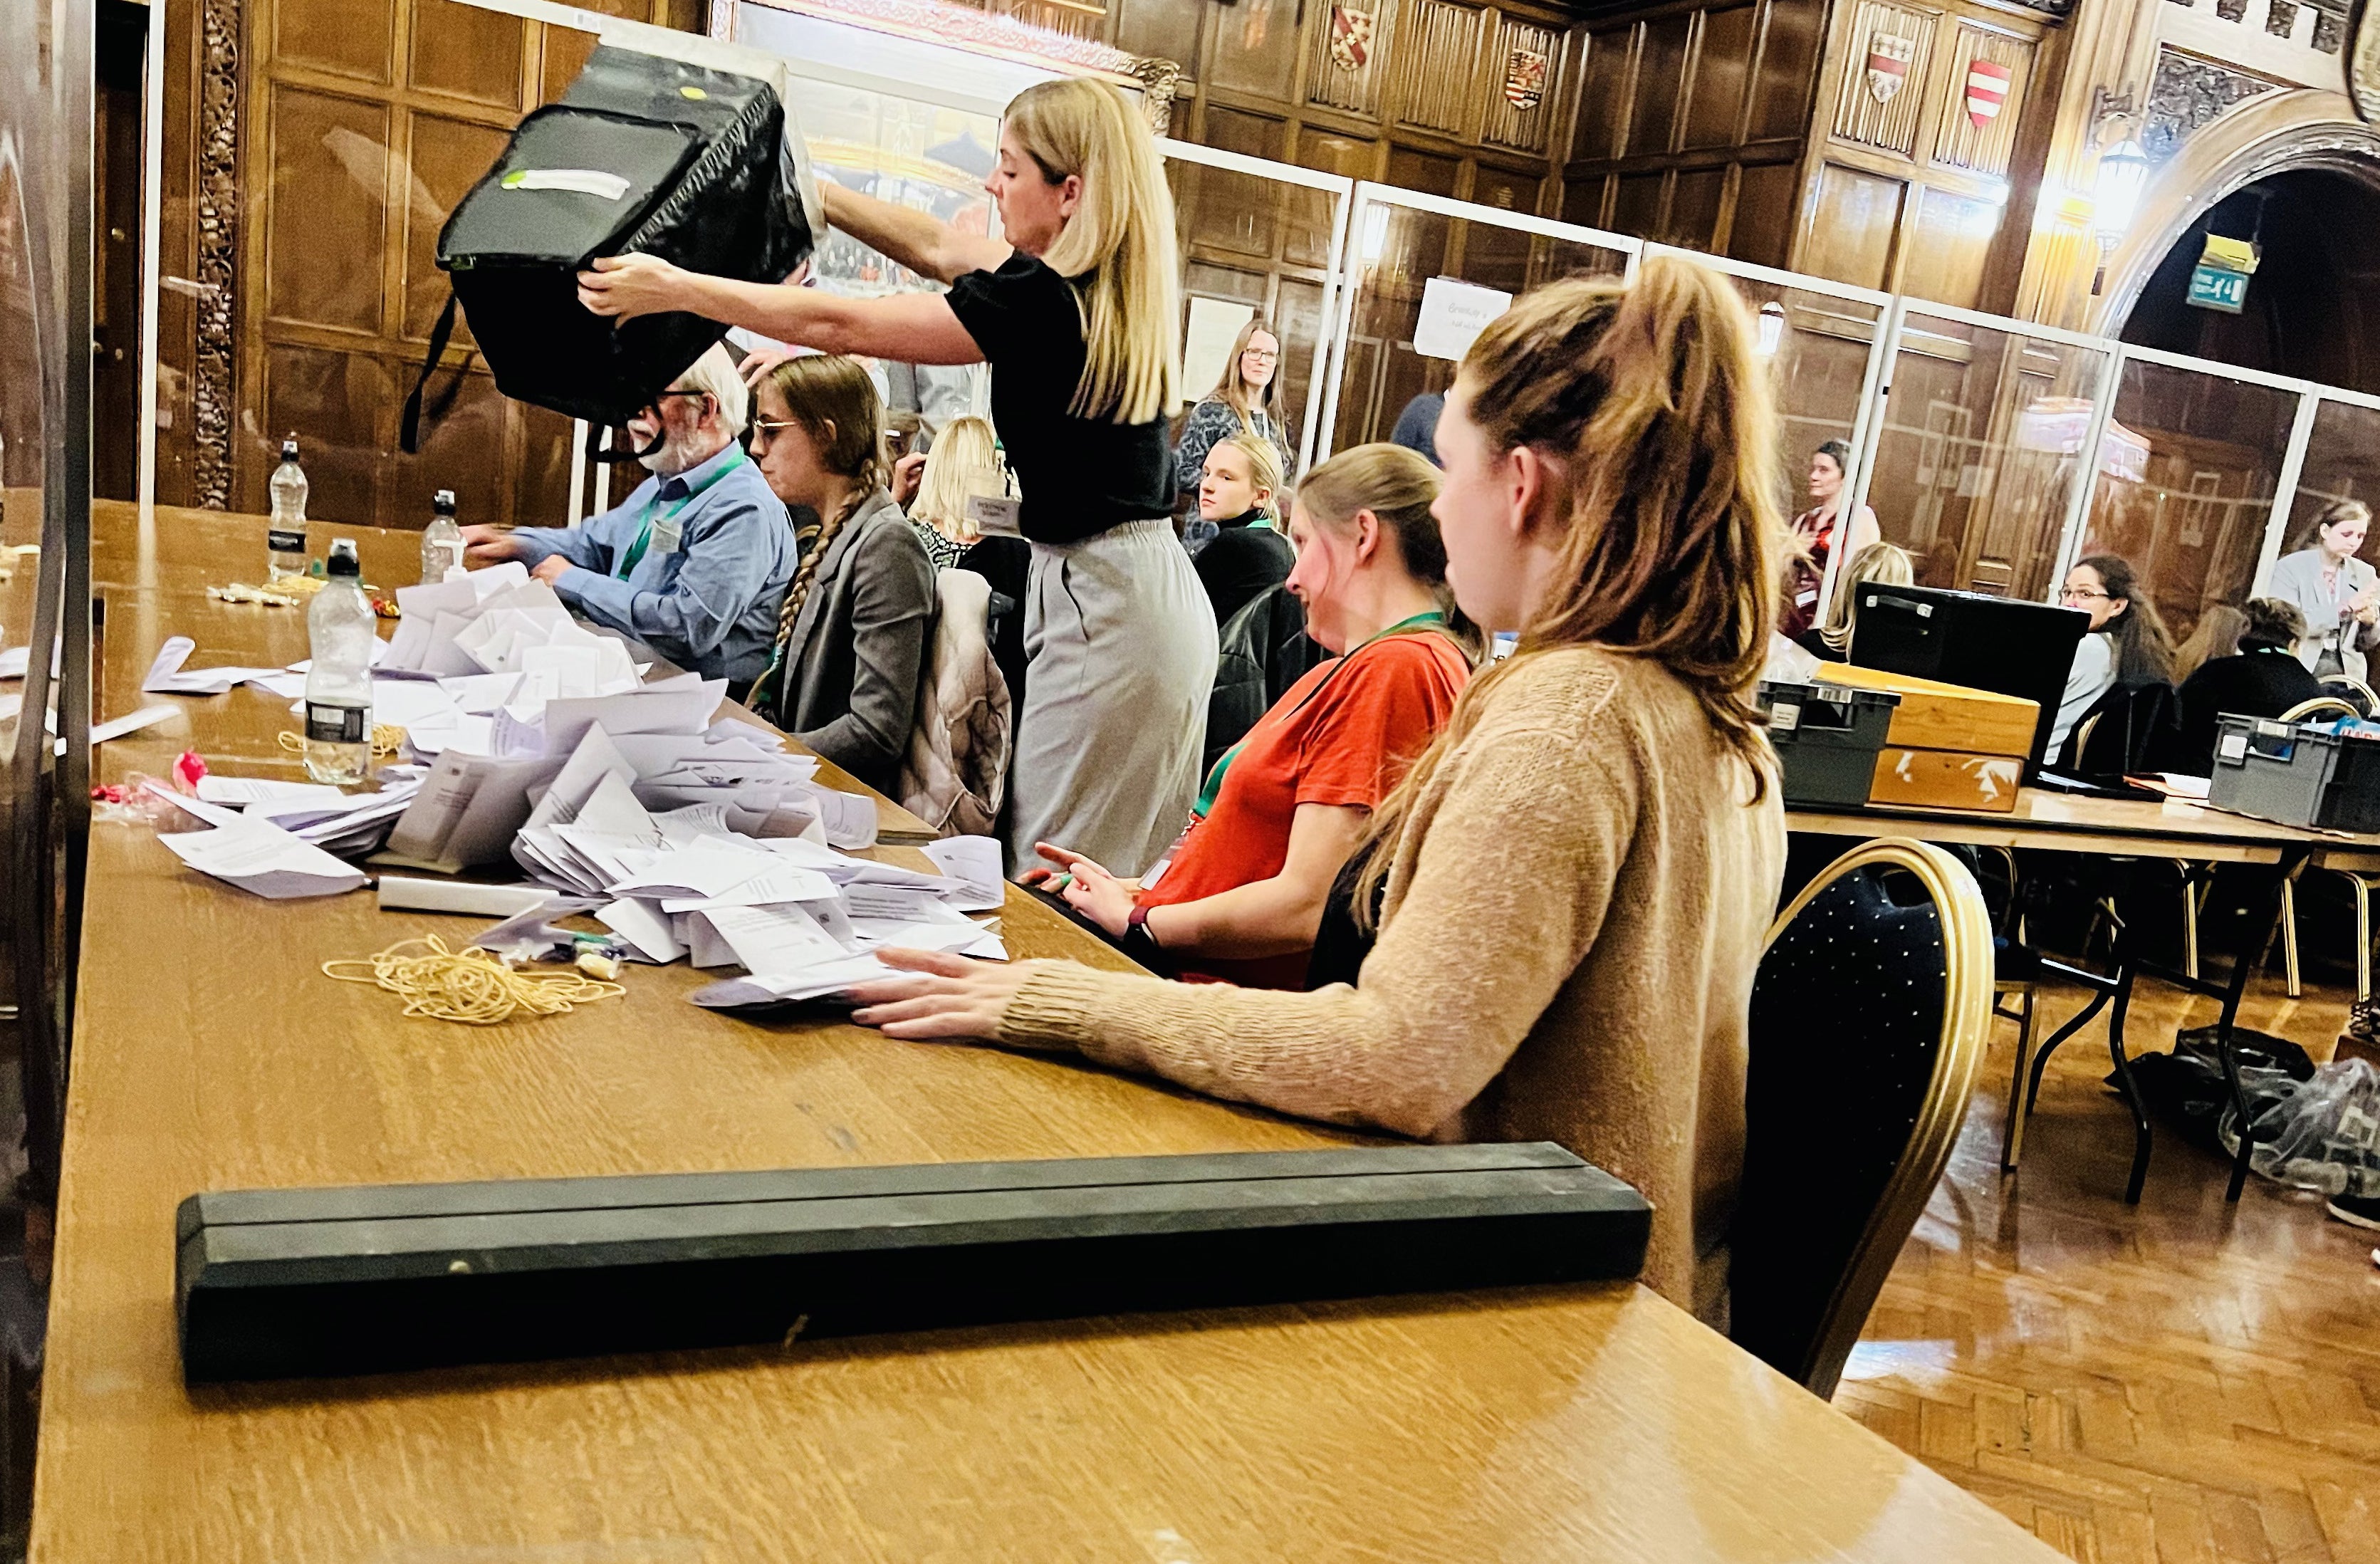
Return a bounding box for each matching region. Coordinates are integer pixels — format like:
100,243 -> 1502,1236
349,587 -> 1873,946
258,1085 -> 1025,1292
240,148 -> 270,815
1173,396 -> 1295,499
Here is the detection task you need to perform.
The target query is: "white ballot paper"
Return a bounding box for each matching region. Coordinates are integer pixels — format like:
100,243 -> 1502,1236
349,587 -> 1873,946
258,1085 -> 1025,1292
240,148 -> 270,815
157,816 -> 369,899
141,636 -> 286,696
921,835 -> 1007,912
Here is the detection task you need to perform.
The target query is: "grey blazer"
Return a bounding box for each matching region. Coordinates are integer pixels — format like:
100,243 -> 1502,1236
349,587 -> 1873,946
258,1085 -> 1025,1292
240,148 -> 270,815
2265,547 -> 2379,681
771,488 -> 938,796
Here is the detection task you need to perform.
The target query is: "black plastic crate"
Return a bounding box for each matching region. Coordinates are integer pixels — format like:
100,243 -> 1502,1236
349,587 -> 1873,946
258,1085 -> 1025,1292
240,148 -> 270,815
1760,681 -> 1901,807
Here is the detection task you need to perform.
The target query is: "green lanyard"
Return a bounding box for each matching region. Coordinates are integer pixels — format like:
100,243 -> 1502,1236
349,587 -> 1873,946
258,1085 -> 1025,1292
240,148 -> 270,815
1192,610 -> 1449,818
618,448 -> 744,578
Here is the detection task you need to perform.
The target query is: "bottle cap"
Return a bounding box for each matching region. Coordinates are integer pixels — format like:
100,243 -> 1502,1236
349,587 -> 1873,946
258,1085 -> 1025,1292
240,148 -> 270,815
432,489 -> 456,514
326,539 -> 361,577
281,434 -> 300,459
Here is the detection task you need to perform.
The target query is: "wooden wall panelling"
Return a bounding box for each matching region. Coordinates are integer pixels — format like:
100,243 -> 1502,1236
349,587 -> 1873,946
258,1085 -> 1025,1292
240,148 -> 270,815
231,0 -> 687,527
1790,0 -> 2055,315
1483,11 -> 1565,155
1556,0 -> 1825,257
1828,0 -> 1933,158
1392,0 -> 1488,142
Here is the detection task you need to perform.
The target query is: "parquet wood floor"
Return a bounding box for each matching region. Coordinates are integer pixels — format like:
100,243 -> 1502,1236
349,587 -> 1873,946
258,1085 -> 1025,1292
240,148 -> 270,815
1846,971 -> 2380,1563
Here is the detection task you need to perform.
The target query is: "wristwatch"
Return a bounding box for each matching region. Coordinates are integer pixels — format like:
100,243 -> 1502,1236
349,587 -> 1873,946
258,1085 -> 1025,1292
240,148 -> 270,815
1122,903 -> 1159,950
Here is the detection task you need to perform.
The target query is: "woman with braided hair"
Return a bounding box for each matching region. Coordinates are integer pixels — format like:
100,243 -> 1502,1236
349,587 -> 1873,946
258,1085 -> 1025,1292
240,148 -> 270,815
746,355 -> 936,796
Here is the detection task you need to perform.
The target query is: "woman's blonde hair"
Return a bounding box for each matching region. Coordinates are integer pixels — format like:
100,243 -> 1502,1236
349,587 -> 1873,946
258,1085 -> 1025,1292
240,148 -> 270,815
911,416 -> 1002,546
751,355 -> 887,711
1351,256 -> 1783,927
1209,432 -> 1283,522
1818,540 -> 1914,655
1298,442 -> 1480,660
1209,316 -> 1283,434
1006,78 -> 1181,425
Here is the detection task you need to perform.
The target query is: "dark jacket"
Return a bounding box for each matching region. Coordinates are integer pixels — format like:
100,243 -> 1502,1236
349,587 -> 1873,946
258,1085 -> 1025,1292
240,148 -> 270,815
771,488 -> 937,796
956,534 -> 1031,725
1204,583 -> 1329,774
1194,514 -> 1295,627
2175,640 -> 2327,775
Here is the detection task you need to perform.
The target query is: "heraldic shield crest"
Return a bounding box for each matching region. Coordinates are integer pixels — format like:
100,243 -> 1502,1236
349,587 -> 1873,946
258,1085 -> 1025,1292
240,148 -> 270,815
1504,47 -> 1547,110
1866,33 -> 1914,105
1329,4 -> 1375,71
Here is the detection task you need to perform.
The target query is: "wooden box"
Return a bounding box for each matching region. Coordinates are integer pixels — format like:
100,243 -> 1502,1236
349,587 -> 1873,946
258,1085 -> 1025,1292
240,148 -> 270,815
176,1144 -> 1652,1383
1868,747 -> 2026,813
1813,663 -> 2040,759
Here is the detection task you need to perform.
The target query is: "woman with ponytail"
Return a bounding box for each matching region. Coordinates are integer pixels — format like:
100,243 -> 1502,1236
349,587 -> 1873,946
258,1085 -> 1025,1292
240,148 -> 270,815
746,355 -> 935,796
842,257 -> 1790,1316
578,77 -> 1211,877
1020,442 -> 1472,991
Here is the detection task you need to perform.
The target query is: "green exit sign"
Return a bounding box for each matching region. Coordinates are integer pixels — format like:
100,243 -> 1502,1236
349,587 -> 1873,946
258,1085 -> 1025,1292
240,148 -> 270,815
2189,264 -> 2251,313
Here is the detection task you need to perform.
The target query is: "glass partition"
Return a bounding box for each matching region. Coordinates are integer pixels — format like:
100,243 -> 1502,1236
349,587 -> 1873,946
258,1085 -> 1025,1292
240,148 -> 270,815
1158,140 -> 1350,480
1646,246 -> 1887,547
1320,184 -> 1638,459
1863,306 -> 2115,603
2077,351 -> 2305,646
2272,395 -> 2380,585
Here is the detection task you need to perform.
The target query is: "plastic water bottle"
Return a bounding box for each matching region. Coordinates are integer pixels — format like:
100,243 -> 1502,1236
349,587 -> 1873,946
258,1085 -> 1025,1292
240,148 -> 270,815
303,539 -> 375,785
267,434 -> 309,580
419,489 -> 464,585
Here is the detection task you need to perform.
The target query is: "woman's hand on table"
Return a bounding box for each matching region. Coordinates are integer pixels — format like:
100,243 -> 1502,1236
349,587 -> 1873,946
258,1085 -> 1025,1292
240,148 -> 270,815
528,556 -> 572,586
846,949 -> 1035,1041
577,252 -> 689,320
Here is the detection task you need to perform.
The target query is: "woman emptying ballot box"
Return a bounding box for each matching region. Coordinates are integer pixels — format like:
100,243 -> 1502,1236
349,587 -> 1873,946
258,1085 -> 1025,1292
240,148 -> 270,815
578,78 -> 1211,879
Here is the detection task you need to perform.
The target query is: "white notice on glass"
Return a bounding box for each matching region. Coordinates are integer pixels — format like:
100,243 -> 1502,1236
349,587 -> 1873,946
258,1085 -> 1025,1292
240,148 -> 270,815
1414,276 -> 1513,362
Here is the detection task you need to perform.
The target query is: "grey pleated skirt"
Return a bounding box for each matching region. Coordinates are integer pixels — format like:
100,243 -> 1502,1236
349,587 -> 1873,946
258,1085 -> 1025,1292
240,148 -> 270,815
1008,519 -> 1218,879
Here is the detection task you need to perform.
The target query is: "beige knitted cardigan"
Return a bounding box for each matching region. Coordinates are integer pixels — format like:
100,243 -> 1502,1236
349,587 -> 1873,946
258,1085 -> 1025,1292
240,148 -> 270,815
998,646 -> 1787,1310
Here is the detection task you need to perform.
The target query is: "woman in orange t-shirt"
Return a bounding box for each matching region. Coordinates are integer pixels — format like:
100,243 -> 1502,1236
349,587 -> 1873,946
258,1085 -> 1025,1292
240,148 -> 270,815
1023,444 -> 1476,987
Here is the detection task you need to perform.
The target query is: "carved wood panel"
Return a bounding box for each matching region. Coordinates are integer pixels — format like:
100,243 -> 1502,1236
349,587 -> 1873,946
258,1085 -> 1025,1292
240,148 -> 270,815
1929,24 -> 2030,179
1307,0 -> 1392,119
1829,0 -> 1934,159
1392,0 -> 1486,140
1481,13 -> 1561,155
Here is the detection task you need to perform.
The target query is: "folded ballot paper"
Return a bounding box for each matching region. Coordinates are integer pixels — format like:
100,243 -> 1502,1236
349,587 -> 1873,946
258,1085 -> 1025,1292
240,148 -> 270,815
146,788 -> 373,900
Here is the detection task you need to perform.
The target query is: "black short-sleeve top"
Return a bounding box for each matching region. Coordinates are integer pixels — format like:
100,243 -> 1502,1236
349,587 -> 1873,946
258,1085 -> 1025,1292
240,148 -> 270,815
944,252 -> 1174,546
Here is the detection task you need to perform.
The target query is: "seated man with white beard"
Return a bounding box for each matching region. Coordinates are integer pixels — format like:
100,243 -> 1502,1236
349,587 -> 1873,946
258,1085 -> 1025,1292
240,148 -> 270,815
461,344 -> 794,688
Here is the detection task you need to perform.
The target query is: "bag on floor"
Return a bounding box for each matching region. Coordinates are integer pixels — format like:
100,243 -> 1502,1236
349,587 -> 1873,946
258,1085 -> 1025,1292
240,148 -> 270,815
2218,1055 -> 2380,1197
2117,1023 -> 2312,1156
403,36 -> 820,447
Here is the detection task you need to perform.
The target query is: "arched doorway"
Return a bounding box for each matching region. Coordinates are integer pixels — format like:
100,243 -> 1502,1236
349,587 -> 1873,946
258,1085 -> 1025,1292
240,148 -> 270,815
2118,167 -> 2380,395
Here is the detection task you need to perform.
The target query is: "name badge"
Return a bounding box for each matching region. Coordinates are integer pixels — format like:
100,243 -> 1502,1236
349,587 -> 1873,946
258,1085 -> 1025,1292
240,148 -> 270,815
966,495 -> 1023,538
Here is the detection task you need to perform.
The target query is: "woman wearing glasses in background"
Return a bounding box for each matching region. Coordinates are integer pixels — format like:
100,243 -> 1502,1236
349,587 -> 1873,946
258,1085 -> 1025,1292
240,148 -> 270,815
2050,554 -> 2175,759
1174,319 -> 1293,552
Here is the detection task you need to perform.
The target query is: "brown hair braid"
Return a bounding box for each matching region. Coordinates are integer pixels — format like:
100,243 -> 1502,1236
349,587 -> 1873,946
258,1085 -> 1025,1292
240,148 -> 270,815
751,355 -> 888,711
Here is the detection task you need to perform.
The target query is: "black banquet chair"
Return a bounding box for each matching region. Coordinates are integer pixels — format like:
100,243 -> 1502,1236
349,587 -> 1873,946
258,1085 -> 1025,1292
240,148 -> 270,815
1730,838 -> 1992,1401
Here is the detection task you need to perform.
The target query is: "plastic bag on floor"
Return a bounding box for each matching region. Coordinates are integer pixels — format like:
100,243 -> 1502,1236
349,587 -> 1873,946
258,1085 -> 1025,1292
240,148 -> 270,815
2116,1025 -> 2312,1156
2218,1057 -> 2380,1197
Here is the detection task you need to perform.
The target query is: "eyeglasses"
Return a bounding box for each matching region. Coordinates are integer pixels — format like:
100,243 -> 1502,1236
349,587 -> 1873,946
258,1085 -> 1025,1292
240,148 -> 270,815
747,417 -> 801,449
2060,586 -> 2112,603
1242,348 -> 1279,363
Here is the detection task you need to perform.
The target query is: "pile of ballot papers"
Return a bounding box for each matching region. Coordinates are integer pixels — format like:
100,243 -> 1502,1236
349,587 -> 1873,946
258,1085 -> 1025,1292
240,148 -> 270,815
131,562 -> 1008,1010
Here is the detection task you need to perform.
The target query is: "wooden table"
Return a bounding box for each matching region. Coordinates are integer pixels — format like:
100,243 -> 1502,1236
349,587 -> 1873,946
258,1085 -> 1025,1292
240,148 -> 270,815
22,503 -> 2067,1563
1785,786 -> 2379,1202
1790,783 -> 2380,872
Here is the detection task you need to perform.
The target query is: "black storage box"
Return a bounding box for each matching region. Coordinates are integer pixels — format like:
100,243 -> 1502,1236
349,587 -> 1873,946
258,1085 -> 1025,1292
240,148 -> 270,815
2208,713 -> 2380,831
177,1144 -> 1651,1384
1760,680 -> 1901,806
1849,586 -> 2091,771
414,43 -> 816,437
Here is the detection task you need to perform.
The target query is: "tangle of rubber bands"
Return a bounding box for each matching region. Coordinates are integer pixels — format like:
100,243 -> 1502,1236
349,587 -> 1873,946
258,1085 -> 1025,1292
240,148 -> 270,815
323,936 -> 625,1026
278,725 -> 407,758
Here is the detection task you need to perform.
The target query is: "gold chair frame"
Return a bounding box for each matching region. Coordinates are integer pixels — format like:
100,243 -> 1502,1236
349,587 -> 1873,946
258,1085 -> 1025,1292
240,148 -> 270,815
1758,837 -> 1993,1400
